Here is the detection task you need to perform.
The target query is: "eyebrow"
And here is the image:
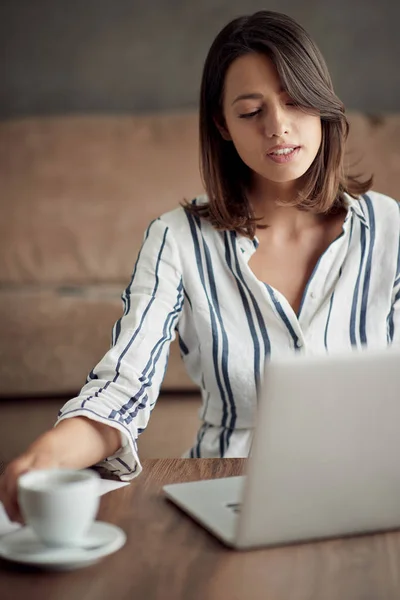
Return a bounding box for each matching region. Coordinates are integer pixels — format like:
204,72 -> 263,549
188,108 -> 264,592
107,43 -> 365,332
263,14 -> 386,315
231,87 -> 286,106
231,93 -> 263,106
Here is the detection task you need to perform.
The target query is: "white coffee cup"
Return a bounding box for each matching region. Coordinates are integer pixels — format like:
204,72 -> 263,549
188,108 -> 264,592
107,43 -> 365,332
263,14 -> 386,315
18,468 -> 100,547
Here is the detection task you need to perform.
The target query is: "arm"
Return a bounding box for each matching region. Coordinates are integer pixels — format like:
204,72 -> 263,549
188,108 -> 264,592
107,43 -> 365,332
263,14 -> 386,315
0,218 -> 184,520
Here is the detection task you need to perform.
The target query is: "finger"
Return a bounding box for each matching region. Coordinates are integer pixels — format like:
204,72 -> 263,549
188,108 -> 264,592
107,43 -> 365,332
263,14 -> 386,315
1,455 -> 34,522
2,496 -> 23,524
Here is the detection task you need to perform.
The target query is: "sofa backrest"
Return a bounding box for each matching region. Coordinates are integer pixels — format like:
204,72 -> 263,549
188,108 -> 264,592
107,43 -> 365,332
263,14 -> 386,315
0,111 -> 399,396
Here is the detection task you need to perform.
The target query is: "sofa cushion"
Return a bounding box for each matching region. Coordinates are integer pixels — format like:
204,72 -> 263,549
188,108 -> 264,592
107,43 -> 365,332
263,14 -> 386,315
0,288 -> 195,396
0,113 -> 202,285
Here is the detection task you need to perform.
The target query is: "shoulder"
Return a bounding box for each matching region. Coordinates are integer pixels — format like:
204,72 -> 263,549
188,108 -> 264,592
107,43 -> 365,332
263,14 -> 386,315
347,191 -> 400,240
140,195 -> 214,251
356,191 -> 400,228
157,194 -> 212,235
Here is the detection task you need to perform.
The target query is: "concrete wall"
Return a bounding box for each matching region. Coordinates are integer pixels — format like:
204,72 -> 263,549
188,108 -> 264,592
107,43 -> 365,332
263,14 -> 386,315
1,0 -> 399,117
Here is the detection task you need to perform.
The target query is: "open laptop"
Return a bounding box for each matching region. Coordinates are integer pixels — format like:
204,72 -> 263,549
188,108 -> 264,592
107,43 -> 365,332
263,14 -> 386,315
163,346 -> 400,549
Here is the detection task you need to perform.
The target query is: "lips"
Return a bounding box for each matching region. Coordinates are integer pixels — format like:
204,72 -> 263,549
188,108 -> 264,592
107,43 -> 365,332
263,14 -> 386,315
266,146 -> 301,164
267,145 -> 300,155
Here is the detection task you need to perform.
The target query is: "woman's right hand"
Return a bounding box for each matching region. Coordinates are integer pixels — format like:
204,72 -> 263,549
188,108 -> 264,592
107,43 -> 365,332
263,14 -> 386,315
0,432 -> 64,523
0,417 -> 122,523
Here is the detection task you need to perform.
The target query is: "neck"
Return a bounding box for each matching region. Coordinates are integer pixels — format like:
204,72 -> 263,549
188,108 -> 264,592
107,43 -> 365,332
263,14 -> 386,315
248,176 -> 321,237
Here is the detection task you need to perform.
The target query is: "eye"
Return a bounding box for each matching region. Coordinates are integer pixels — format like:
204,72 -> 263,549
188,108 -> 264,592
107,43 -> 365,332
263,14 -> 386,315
239,109 -> 261,119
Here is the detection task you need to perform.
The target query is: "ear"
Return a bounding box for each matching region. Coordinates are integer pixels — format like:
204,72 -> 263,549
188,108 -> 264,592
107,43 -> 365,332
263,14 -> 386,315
213,116 -> 232,142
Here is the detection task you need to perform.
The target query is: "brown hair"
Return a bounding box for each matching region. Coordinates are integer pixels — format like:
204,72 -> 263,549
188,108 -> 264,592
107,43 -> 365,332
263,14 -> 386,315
185,10 -> 372,238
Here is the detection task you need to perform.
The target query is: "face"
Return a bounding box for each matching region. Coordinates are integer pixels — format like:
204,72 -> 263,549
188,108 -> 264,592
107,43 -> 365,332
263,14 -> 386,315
220,52 -> 322,189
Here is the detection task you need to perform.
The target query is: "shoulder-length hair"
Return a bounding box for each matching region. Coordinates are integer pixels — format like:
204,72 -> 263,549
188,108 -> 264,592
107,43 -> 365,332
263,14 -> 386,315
185,10 -> 372,238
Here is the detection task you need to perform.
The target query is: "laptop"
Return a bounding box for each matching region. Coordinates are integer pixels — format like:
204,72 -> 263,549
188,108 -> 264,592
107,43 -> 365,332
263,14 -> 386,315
163,346 -> 400,549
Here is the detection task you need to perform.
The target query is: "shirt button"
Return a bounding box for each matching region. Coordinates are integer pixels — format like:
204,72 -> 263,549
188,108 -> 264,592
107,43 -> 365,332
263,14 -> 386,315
310,292 -> 316,299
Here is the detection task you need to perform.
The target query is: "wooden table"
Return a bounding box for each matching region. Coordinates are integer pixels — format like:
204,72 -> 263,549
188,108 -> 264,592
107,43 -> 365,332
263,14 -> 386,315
2,458 -> 400,600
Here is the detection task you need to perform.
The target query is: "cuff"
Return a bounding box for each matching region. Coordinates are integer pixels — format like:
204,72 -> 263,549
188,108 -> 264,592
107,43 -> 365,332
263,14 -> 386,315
55,408 -> 142,481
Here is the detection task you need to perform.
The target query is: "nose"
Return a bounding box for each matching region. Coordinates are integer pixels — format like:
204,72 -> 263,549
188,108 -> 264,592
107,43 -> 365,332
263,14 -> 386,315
263,104 -> 289,138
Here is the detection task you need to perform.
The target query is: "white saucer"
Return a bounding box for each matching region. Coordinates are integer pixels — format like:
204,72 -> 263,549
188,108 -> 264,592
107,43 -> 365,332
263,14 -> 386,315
0,521 -> 126,571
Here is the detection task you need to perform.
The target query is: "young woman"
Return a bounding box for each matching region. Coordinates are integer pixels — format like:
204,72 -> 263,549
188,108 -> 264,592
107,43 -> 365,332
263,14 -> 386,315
2,10 -> 399,521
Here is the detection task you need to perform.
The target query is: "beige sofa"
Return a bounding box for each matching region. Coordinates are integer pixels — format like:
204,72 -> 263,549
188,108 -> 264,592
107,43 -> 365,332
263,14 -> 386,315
0,113 -> 203,396
1,111 -> 399,457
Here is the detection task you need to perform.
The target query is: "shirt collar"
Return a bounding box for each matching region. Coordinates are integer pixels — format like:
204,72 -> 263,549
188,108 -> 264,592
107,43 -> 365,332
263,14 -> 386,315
237,193 -> 369,258
343,193 -> 369,229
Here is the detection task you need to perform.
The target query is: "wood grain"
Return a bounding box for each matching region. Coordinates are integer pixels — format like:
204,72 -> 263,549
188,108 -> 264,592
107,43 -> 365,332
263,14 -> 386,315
2,459 -> 400,600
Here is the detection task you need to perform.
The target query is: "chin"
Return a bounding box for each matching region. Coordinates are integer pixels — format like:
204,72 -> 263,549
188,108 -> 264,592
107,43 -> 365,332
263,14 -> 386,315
262,168 -> 307,184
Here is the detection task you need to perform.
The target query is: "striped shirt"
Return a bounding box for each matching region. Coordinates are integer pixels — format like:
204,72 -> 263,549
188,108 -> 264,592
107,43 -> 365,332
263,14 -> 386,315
57,190 -> 400,480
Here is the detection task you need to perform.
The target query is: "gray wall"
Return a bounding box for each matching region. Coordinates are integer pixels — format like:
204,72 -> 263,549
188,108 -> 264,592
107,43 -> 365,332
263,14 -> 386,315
1,0 -> 399,117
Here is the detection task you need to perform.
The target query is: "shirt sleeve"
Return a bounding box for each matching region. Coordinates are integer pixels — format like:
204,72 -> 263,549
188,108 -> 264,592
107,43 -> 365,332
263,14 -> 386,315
55,217 -> 184,480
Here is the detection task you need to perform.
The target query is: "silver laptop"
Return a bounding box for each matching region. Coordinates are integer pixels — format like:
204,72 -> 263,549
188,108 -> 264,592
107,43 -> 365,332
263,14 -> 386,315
163,347 -> 400,549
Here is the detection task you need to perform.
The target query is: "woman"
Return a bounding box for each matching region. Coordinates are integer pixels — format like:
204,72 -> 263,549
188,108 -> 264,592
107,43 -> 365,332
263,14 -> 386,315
2,10 -> 399,521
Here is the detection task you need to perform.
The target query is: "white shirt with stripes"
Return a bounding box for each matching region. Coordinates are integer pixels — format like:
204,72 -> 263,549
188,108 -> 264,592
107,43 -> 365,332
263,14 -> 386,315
57,190 -> 400,480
